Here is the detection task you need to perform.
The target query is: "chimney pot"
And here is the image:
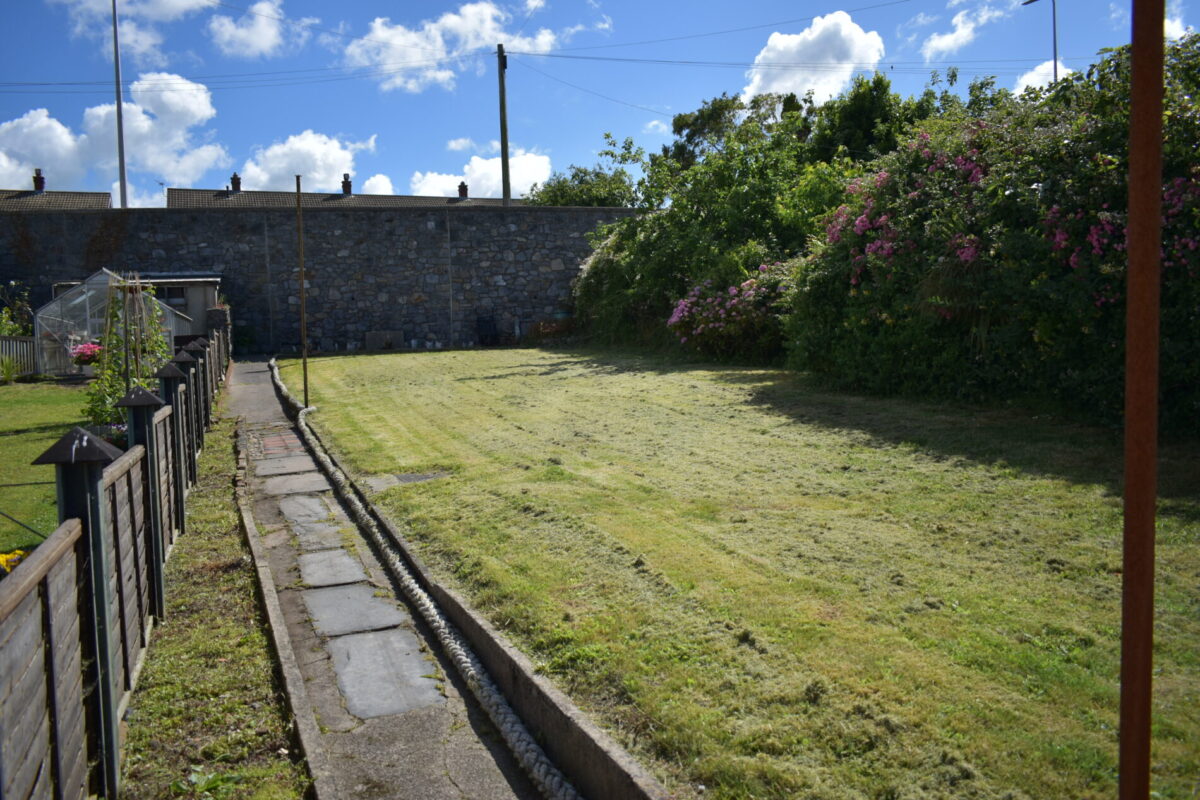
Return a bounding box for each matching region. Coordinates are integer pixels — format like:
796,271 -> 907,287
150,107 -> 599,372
32,168 -> 45,193
342,173 -> 352,195
458,181 -> 468,199
230,172 -> 241,192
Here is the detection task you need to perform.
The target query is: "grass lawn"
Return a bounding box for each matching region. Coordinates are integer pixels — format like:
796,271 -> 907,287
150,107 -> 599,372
280,348 -> 1199,800
0,381 -> 88,553
121,416 -> 309,799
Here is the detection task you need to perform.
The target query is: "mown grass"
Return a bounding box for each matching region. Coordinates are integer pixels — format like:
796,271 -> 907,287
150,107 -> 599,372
280,348 -> 1200,800
121,417 -> 309,799
0,381 -> 88,553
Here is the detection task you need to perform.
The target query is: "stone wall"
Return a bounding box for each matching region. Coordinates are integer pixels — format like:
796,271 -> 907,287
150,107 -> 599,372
0,205 -> 634,352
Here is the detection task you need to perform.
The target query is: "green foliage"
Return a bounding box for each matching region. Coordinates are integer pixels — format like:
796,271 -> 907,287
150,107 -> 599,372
83,285 -> 173,427
526,151 -> 638,208
0,281 -> 32,337
666,262 -> 792,361
574,105 -> 862,344
786,34 -> 1200,431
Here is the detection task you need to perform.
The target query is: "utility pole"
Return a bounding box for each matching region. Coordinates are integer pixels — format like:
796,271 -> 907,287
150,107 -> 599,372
497,43 -> 511,206
294,175 -> 310,408
111,0 -> 128,208
1020,0 -> 1059,82
1120,1 -> 1164,796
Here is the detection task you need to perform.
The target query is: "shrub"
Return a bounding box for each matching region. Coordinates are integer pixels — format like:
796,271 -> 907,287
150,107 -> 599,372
785,34 -> 1200,430
667,262 -> 792,360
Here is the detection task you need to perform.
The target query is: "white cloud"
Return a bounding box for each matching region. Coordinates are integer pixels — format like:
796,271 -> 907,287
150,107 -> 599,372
0,72 -> 228,191
241,130 -> 376,191
208,0 -> 318,58
410,149 -> 551,198
117,20 -> 169,68
447,137 -> 476,151
342,2 -> 569,92
921,5 -> 1007,61
362,174 -> 395,194
84,73 -> 230,184
49,0 -> 217,66
642,119 -> 670,135
1014,60 -> 1073,92
741,12 -> 885,104
0,109 -> 90,188
524,0 -> 546,11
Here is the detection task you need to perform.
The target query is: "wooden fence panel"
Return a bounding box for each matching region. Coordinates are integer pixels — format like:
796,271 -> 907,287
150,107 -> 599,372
0,520 -> 88,800
0,335 -> 35,375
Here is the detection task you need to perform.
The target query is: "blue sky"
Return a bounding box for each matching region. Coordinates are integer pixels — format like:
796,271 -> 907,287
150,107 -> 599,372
0,0 -> 1190,205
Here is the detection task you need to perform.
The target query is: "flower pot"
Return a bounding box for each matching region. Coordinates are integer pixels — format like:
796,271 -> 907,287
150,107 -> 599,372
81,364 -> 95,377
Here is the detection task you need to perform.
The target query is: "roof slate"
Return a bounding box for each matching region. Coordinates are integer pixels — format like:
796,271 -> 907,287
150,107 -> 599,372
166,188 -> 523,209
0,190 -> 113,211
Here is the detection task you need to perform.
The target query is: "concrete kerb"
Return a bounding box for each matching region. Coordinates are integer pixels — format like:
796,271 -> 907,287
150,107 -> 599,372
268,358 -> 670,800
233,428 -> 337,800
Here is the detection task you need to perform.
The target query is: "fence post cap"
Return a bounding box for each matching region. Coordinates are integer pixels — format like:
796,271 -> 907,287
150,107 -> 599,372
172,350 -> 196,363
154,362 -> 185,379
183,341 -> 206,353
32,426 -> 124,466
116,386 -> 165,409
191,336 -> 210,347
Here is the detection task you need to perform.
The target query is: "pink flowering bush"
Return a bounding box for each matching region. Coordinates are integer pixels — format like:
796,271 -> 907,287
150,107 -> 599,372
667,263 -> 791,359
788,34 -> 1200,429
71,342 -> 103,366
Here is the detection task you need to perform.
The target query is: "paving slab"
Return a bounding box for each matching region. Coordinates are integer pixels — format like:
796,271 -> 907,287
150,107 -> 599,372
227,359 -> 538,800
327,628 -> 445,718
262,471 -> 332,495
278,493 -> 331,524
256,454 -> 319,476
302,584 -> 407,637
298,550 -> 368,587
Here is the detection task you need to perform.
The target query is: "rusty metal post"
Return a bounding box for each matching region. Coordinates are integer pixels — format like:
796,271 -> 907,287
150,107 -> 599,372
295,174 -> 310,408
1120,1 -> 1163,797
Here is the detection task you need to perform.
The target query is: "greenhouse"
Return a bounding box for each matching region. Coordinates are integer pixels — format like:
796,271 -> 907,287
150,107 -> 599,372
33,269 -> 190,376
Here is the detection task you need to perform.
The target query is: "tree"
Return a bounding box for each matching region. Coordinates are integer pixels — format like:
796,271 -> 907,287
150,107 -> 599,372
525,164 -> 637,207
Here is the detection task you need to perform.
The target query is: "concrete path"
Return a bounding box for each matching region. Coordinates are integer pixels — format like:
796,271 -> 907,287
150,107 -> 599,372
225,359 -> 538,800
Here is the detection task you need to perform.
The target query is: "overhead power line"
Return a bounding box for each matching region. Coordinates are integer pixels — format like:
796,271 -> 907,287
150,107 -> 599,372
511,57 -> 671,117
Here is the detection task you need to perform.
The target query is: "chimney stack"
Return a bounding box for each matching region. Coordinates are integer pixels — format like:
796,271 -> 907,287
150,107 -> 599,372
230,172 -> 241,192
32,169 -> 45,193
342,173 -> 352,195
458,181 -> 468,199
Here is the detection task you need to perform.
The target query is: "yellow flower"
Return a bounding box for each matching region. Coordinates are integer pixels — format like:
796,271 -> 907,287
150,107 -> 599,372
0,550 -> 28,574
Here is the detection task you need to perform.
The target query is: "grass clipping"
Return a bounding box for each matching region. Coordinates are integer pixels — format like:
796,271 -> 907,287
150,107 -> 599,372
280,348 -> 1200,800
121,418 -> 309,799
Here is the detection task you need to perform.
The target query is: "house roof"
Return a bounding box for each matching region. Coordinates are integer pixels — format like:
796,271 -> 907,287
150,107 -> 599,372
166,188 -> 523,209
0,190 -> 113,211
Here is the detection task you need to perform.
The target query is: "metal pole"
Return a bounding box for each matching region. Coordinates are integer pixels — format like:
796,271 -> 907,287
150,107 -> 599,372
295,175 -> 309,407
111,0 -> 128,209
1120,1 -> 1163,797
497,44 -> 511,206
1051,0 -> 1058,82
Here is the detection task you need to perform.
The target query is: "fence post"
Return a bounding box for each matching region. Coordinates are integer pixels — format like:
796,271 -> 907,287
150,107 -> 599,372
33,428 -> 124,799
172,350 -> 199,482
184,340 -> 209,442
119,387 -> 167,620
156,362 -> 188,538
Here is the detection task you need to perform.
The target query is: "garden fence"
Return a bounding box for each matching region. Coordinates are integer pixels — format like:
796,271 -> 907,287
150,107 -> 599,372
0,335 -> 36,376
0,327 -> 229,799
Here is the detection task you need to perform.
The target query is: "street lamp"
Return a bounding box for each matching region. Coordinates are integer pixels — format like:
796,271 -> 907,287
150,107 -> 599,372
1022,0 -> 1059,83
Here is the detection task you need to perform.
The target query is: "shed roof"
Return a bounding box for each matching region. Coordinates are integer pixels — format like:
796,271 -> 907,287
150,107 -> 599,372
166,188 -> 523,209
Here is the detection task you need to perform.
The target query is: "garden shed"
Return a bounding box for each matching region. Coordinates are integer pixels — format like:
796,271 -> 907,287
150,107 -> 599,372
33,269 -> 190,375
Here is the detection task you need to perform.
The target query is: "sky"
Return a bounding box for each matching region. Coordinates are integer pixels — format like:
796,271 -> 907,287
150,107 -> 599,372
0,0 -> 1191,205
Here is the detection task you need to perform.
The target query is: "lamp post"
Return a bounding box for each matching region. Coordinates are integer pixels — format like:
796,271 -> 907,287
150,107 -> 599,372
1022,0 -> 1059,83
